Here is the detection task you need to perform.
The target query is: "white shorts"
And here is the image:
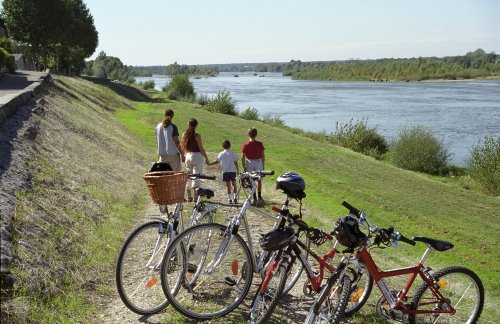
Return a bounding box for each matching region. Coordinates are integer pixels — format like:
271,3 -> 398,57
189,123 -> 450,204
245,159 -> 263,172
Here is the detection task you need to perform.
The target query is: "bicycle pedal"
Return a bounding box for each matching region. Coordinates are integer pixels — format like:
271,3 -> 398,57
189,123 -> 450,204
224,276 -> 237,286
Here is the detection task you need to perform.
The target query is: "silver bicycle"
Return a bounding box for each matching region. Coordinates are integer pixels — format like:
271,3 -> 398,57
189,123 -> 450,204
160,170 -> 309,321
115,173 -> 217,315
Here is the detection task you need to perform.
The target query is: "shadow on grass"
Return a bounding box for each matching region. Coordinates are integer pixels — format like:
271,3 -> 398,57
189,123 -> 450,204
81,76 -> 153,103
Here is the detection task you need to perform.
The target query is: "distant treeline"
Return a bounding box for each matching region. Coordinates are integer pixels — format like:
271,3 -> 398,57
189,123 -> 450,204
284,49 -> 500,81
131,62 -> 219,77
92,48 -> 499,82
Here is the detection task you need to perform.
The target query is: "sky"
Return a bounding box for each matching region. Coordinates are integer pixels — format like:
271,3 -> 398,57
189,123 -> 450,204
84,0 -> 500,66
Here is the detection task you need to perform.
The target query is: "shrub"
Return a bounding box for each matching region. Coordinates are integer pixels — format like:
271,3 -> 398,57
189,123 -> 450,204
162,74 -> 195,100
0,47 -> 15,72
468,136 -> 500,195
261,113 -> 286,127
239,107 -> 260,120
196,93 -> 210,106
205,90 -> 237,115
391,126 -> 451,174
142,80 -> 155,90
330,118 -> 388,158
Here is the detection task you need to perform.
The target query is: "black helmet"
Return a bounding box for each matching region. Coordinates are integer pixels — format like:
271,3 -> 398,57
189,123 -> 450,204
276,172 -> 306,199
259,227 -> 295,251
333,216 -> 367,249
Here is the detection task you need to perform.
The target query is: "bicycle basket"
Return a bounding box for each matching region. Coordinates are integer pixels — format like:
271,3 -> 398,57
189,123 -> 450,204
143,171 -> 188,205
259,227 -> 295,251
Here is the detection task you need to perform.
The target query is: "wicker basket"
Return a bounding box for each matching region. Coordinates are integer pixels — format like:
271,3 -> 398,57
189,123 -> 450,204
143,171 -> 188,205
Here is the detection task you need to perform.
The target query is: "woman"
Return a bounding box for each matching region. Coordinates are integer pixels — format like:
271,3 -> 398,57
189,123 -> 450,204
155,108 -> 182,171
180,118 -> 209,201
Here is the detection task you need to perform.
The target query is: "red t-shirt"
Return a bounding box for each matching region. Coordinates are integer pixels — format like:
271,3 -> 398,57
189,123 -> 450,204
241,140 -> 265,159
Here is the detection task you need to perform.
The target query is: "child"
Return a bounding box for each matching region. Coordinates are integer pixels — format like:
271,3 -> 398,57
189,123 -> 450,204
241,127 -> 265,206
209,140 -> 240,204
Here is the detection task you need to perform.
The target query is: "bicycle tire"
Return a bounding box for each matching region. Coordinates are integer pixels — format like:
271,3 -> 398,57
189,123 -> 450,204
161,223 -> 254,320
305,274 -> 352,324
248,262 -> 287,323
116,220 -> 172,315
409,266 -> 484,324
344,261 -> 373,316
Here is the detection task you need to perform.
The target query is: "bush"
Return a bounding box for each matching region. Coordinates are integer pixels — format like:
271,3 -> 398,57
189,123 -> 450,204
468,136 -> 499,195
0,47 -> 15,72
196,93 -> 210,106
330,118 -> 388,158
391,126 -> 450,174
141,80 -> 155,90
239,107 -> 260,120
162,74 -> 195,100
205,90 -> 237,115
261,113 -> 286,127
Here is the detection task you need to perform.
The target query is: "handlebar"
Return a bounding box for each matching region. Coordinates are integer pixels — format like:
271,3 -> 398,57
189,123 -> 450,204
188,173 -> 216,180
342,201 -> 415,247
342,201 -> 362,217
255,170 -> 275,176
395,232 -> 416,246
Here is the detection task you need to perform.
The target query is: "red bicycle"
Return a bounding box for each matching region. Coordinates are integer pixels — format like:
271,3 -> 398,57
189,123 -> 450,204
247,207 -> 372,324
309,201 -> 485,323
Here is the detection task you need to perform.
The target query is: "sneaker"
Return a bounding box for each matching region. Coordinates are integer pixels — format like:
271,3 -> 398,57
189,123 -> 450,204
234,199 -> 238,205
228,199 -> 233,204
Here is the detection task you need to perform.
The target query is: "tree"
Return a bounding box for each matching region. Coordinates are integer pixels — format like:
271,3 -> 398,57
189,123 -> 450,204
1,0 -> 98,73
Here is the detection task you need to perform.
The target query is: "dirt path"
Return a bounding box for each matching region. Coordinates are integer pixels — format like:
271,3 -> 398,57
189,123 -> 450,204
100,167 -> 318,323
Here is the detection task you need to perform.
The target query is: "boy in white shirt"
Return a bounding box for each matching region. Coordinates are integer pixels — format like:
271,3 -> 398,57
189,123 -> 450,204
209,140 -> 240,204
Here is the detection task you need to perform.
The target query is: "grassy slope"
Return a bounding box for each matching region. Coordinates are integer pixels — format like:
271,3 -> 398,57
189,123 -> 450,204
2,76 -> 152,323
118,97 -> 499,315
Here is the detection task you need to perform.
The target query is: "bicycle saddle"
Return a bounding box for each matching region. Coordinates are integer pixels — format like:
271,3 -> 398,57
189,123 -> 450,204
196,188 -> 214,199
412,236 -> 454,251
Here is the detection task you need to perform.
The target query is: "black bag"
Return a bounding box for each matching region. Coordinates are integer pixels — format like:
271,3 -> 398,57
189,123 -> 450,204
148,161 -> 173,172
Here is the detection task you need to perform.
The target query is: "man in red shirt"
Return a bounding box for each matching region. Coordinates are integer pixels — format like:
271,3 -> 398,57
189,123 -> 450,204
241,127 -> 265,206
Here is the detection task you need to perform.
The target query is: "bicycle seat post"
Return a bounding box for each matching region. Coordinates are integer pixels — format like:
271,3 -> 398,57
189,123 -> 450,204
419,245 -> 434,265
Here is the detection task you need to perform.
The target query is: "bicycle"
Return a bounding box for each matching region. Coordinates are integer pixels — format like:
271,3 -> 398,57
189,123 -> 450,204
115,172 -> 217,315
248,213 -> 372,324
160,170 -> 309,320
308,201 -> 485,323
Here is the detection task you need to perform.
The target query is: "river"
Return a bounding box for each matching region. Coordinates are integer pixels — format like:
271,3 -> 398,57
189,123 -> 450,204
136,72 -> 500,166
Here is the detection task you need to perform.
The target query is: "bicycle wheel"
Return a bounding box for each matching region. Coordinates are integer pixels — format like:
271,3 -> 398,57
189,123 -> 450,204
344,261 -> 373,316
409,266 -> 484,324
248,262 -> 287,323
116,221 -> 172,315
305,275 -> 352,324
161,223 -> 254,320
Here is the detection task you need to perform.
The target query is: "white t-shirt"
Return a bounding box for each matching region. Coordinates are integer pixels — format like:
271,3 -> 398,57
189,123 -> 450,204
217,149 -> 238,173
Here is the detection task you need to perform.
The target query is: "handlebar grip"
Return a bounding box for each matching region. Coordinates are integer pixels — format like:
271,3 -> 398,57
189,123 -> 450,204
259,170 -> 275,176
399,234 -> 416,246
342,201 -> 361,217
188,173 -> 216,180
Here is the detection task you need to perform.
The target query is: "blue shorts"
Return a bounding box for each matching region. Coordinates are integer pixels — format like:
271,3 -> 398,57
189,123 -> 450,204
222,172 -> 236,182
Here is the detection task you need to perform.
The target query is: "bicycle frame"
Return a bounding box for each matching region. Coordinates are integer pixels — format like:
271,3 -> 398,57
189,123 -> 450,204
205,172 -> 292,277
290,236 -> 338,292
355,243 -> 456,316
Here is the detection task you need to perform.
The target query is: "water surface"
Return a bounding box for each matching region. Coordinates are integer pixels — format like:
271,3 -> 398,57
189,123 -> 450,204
137,73 -> 500,165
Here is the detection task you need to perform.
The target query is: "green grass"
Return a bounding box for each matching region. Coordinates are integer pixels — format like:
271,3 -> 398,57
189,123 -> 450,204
117,96 -> 500,321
